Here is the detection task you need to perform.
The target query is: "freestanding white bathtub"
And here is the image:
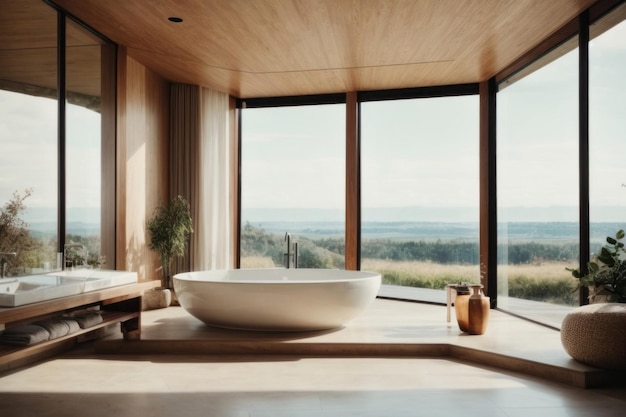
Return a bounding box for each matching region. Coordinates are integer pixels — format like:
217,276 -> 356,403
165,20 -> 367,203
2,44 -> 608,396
173,269 -> 381,331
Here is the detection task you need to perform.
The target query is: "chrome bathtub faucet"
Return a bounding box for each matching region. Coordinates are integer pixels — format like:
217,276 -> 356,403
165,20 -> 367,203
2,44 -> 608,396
284,232 -> 298,269
63,243 -> 87,270
0,252 -> 17,278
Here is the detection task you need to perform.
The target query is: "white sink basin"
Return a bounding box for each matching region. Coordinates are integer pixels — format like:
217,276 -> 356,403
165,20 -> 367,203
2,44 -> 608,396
0,276 -> 84,307
47,270 -> 137,292
0,270 -> 138,307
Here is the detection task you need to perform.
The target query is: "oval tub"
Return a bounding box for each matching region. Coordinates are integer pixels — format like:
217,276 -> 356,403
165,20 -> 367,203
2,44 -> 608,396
173,269 -> 381,331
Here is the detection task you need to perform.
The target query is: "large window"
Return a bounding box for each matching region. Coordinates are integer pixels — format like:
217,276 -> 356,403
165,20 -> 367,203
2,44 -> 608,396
0,1 -> 58,276
0,0 -> 114,277
65,19 -> 114,269
497,41 -> 580,325
240,104 -> 346,269
590,12 -> 626,250
361,95 -> 480,294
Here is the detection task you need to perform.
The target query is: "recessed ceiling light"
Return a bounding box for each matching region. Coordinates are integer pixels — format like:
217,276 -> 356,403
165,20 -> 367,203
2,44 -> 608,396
168,17 -> 183,23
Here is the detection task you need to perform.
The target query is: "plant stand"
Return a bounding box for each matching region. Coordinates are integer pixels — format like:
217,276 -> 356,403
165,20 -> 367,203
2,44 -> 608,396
142,288 -> 171,310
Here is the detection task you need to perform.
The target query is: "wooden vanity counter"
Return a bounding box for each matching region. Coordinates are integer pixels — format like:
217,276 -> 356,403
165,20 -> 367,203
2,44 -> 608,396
0,281 -> 157,372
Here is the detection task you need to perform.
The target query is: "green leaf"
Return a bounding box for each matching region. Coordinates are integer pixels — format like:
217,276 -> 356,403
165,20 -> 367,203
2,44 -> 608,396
616,229 -> 625,240
570,269 -> 581,279
598,248 -> 615,266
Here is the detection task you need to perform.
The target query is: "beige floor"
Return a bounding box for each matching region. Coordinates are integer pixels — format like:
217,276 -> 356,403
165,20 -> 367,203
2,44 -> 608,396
0,299 -> 624,417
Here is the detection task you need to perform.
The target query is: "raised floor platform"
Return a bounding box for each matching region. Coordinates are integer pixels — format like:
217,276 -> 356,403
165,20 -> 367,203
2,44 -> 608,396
95,298 -> 624,388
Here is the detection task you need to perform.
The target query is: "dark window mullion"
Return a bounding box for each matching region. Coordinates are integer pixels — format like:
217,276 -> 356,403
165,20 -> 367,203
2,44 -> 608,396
579,11 -> 591,305
57,12 -> 66,254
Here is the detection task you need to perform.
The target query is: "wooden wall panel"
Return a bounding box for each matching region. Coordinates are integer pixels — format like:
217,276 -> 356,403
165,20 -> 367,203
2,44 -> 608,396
116,48 -> 170,282
345,92 -> 359,270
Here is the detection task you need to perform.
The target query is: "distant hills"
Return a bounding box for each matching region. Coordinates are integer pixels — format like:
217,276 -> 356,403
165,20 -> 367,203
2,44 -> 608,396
20,205 -> 624,240
22,207 -> 100,237
243,205 -> 625,223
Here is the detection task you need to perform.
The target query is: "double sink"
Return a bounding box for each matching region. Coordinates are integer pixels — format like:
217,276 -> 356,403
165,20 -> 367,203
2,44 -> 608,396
0,270 -> 138,307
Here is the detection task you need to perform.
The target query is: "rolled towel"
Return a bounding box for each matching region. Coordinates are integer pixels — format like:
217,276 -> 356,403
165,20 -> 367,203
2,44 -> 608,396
74,313 -> 103,329
62,306 -> 101,318
33,318 -> 72,340
0,324 -> 50,346
61,319 -> 81,334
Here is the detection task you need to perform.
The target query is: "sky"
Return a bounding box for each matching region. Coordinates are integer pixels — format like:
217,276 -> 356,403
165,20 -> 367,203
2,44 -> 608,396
0,92 -> 101,223
1,20 -> 624,225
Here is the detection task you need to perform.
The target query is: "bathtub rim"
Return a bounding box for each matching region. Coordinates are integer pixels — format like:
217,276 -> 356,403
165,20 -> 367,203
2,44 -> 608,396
173,268 -> 382,285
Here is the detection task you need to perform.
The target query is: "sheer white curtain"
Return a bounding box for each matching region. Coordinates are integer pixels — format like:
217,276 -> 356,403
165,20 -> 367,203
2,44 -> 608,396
194,87 -> 234,270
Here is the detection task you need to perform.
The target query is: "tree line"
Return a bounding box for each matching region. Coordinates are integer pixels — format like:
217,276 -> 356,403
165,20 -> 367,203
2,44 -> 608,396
241,222 -> 582,267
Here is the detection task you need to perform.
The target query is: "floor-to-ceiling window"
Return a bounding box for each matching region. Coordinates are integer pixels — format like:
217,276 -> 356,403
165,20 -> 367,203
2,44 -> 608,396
496,40 -> 580,325
240,103 -> 346,269
0,0 -> 115,277
360,94 -> 480,294
589,10 -> 626,254
65,19 -> 113,268
0,0 -> 59,276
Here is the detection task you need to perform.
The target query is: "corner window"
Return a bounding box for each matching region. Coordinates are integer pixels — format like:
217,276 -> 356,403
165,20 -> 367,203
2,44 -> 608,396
361,95 -> 480,298
497,41 -> 579,326
240,104 -> 346,269
589,12 -> 626,247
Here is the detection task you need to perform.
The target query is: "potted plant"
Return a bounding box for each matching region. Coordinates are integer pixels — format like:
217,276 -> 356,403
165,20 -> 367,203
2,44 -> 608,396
568,229 -> 626,303
145,195 -> 193,308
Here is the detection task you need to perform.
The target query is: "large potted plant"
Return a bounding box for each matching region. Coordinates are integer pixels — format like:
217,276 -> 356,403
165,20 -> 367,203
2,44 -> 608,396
561,229 -> 626,370
568,229 -> 626,303
145,195 -> 193,308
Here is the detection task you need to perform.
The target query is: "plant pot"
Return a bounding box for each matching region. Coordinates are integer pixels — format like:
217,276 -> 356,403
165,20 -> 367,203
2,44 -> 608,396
142,287 -> 172,310
561,303 -> 626,370
588,285 -> 615,304
170,289 -> 180,306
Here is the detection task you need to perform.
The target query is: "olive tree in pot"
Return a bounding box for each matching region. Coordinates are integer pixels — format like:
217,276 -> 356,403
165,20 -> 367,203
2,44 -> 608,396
145,195 -> 193,308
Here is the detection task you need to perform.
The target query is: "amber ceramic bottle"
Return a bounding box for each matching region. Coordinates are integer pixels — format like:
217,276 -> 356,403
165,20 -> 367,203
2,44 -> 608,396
467,284 -> 490,335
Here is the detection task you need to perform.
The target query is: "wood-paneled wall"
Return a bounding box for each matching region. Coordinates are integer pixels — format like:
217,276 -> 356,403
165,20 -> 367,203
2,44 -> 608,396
116,47 -> 170,282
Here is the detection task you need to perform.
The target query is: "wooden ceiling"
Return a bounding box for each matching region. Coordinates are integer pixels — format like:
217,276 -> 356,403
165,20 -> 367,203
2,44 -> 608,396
9,0 -> 602,99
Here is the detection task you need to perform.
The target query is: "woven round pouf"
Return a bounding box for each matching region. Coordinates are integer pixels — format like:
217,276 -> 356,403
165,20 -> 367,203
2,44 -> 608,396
561,303 -> 626,370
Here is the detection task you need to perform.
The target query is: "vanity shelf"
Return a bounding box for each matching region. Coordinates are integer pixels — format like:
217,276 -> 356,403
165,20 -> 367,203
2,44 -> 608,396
0,281 -> 157,372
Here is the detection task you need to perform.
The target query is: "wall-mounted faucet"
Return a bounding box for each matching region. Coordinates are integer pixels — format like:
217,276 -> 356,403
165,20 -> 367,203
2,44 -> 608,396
284,232 -> 298,269
0,252 -> 17,278
63,243 -> 86,270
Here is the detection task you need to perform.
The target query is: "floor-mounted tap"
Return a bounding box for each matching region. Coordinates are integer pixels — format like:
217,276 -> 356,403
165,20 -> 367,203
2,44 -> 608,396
63,243 -> 86,270
284,232 -> 298,269
0,252 -> 17,278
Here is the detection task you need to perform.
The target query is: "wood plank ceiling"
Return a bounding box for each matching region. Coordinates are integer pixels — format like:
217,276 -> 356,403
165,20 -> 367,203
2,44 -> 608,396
13,0 -> 601,98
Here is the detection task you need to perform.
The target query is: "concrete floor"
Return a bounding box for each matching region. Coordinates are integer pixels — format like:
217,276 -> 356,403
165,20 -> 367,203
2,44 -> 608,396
0,298 -> 624,417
